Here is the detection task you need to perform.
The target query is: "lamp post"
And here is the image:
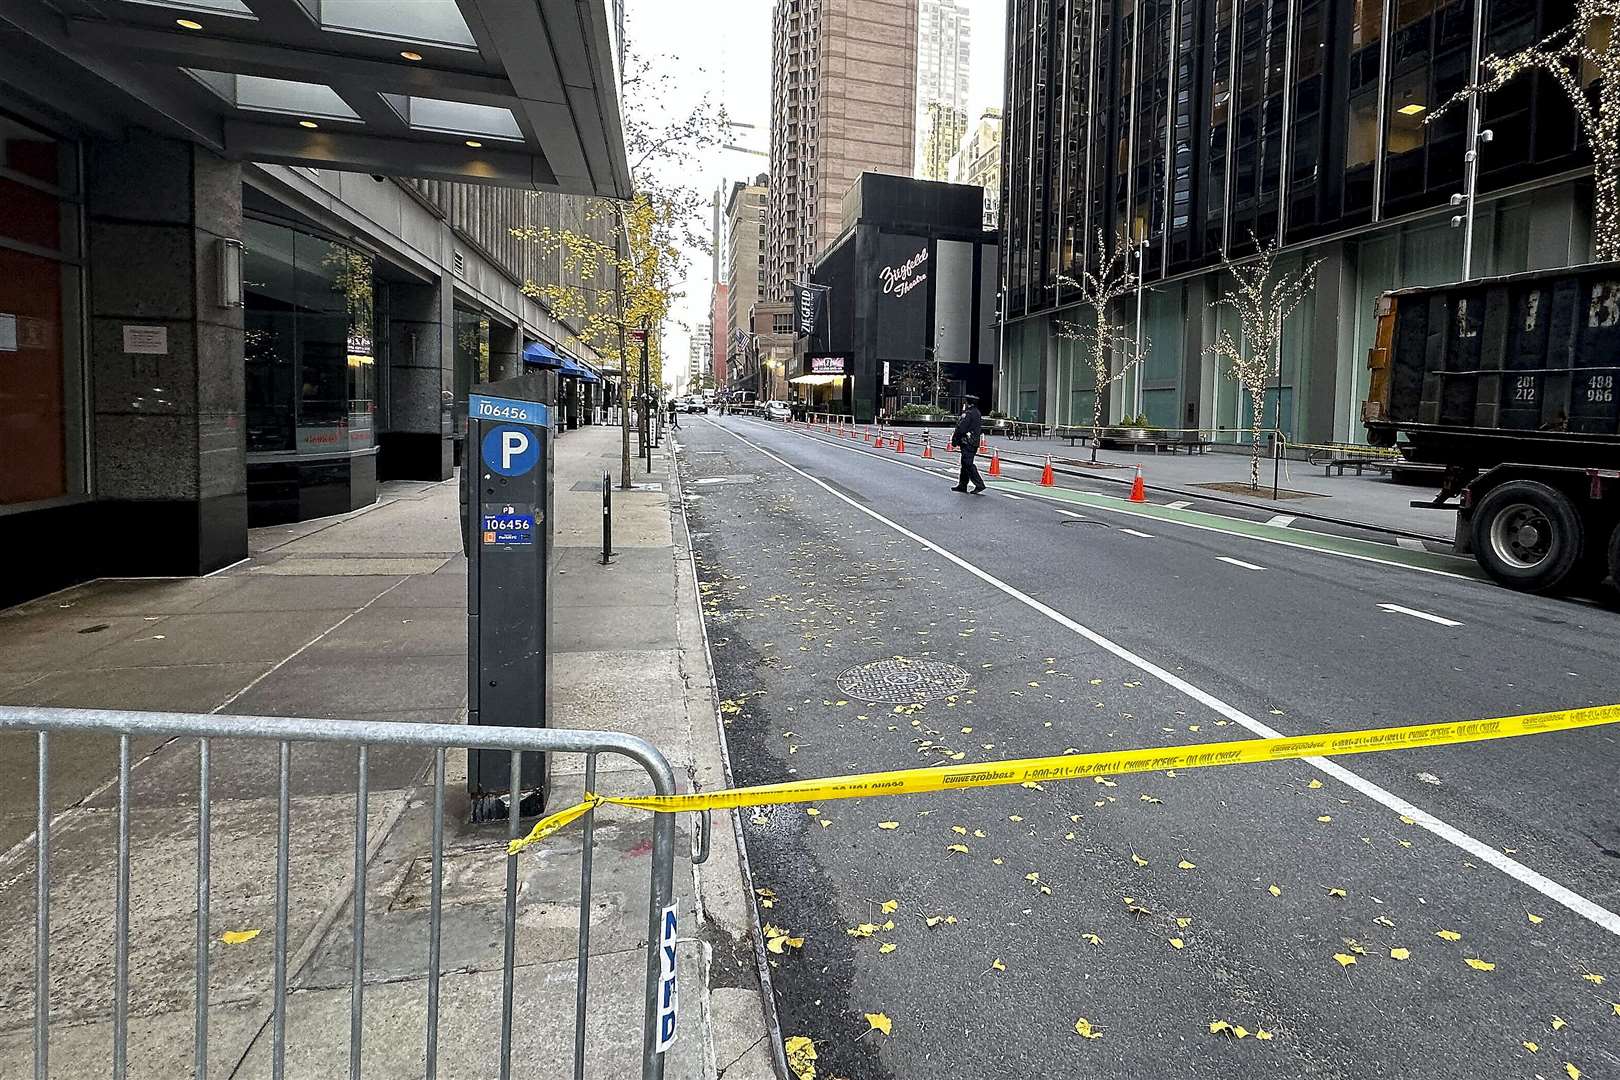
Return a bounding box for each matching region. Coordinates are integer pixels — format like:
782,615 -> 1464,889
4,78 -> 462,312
1132,237 -> 1147,418
1450,0 -> 1492,281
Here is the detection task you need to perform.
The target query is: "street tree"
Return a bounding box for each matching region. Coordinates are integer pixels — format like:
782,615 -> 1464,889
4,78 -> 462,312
1205,235 -> 1321,490
512,45 -> 726,416
1427,1 -> 1620,260
1055,228 -> 1145,462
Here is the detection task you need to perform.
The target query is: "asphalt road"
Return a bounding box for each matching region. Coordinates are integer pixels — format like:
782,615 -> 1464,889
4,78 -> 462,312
678,414 -> 1620,1080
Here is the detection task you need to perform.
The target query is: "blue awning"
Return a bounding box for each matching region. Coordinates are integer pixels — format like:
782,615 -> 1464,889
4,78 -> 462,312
522,341 -> 564,369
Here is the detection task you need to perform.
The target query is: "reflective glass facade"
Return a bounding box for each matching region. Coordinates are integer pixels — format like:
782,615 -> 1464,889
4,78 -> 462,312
1000,0 -> 1593,441
243,217 -> 376,458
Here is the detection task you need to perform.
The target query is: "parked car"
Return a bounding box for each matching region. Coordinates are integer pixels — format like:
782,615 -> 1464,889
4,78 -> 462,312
680,396 -> 707,413
763,400 -> 791,422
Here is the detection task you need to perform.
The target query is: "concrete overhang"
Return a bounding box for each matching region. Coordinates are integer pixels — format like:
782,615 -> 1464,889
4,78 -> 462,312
0,0 -> 630,196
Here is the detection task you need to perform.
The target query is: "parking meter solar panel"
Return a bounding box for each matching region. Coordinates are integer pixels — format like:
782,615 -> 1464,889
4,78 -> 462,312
464,372 -> 557,813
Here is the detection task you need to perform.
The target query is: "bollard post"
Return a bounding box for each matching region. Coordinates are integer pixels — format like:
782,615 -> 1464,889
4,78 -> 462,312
602,473 -> 613,565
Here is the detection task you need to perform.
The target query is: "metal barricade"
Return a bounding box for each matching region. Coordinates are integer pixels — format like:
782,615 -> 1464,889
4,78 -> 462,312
1,706 -> 680,1080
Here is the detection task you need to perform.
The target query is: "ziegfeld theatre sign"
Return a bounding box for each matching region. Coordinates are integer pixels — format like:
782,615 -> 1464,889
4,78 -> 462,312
878,247 -> 928,299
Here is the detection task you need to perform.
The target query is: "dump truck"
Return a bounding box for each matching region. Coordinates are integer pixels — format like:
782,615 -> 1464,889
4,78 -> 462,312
1363,263 -> 1620,595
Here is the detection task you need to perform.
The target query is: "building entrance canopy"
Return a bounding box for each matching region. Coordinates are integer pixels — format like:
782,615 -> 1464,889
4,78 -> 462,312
4,0 -> 629,194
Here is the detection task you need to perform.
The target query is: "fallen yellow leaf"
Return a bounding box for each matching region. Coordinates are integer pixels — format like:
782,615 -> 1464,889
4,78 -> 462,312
1234,1026 -> 1249,1039
1464,957 -> 1495,972
1268,885 -> 1281,897
877,821 -> 900,830
805,808 -> 820,817
1324,887 -> 1347,898
880,899 -> 898,914
846,923 -> 878,938
1527,912 -> 1544,925
1566,1063 -> 1581,1080
946,843 -> 969,854
864,1012 -> 892,1037
1551,1016 -> 1566,1031
990,958 -> 1006,972
1082,933 -> 1102,947
1131,853 -> 1148,867
766,933 -> 804,954
1390,948 -> 1411,961
1074,1017 -> 1103,1040
1178,860 -> 1197,870
1436,929 -> 1462,941
951,825 -> 968,835
1522,1041 -> 1538,1053
878,942 -> 897,954
1316,816 -> 1333,823
220,929 -> 260,945
1255,1029 -> 1274,1041
1308,779 -> 1323,789
1170,938 -> 1185,949
784,1035 -> 817,1080
1176,917 -> 1192,929
1611,1002 -> 1620,1016
1582,973 -> 1605,985
1209,1020 -> 1231,1035
1333,953 -> 1357,968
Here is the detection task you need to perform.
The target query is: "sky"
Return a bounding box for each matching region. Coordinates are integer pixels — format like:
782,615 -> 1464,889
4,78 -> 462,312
624,0 -> 1007,392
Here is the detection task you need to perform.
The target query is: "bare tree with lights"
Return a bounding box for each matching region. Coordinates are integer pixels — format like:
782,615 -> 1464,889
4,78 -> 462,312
1056,228 -> 1146,462
1206,236 -> 1321,490
1428,0 -> 1620,260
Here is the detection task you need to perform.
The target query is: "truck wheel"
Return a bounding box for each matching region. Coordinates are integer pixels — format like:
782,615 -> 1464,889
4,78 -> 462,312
1470,480 -> 1583,593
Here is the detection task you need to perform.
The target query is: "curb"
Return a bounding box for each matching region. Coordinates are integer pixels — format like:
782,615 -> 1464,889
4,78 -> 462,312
669,438 -> 789,1080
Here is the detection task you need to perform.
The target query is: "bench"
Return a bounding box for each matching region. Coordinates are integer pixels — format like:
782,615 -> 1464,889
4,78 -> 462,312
1307,446 -> 1394,476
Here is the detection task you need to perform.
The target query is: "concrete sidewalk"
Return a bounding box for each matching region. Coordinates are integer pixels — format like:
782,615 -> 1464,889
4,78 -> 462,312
0,425 -> 772,1079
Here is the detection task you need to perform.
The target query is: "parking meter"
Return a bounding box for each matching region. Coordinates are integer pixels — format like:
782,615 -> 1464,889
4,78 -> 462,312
464,372 -> 556,815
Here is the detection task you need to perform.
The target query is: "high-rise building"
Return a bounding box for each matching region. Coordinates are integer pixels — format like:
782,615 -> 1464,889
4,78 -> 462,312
999,0 -> 1591,441
950,108 -> 1002,227
709,185 -> 730,390
916,0 -> 970,178
727,175 -> 770,382
688,324 -> 711,392
768,0 -> 918,301
920,102 -> 968,183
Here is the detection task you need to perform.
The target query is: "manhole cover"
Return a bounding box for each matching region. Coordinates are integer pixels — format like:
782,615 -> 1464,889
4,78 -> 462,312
836,658 -> 969,703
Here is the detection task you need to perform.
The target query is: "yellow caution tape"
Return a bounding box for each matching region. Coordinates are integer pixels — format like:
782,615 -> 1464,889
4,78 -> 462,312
509,703 -> 1620,855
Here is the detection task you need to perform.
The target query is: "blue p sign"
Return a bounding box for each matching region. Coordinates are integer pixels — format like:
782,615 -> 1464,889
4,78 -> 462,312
482,424 -> 539,476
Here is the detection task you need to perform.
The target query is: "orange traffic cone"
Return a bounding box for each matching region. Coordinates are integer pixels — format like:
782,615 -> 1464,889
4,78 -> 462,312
1129,465 -> 1147,502
988,448 -> 1001,477
875,431 -> 885,448
863,427 -> 871,442
922,437 -> 934,460
895,432 -> 906,453
1040,455 -> 1055,486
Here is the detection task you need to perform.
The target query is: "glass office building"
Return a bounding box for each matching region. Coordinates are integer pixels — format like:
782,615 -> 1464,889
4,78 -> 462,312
1000,0 -> 1593,442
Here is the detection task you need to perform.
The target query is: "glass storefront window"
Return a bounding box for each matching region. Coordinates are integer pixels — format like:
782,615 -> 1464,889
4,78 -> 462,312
242,217 -> 374,457
1,113 -> 83,508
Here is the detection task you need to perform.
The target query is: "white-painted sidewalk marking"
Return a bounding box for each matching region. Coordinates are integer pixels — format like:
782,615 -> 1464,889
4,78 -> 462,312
1379,603 -> 1462,627
714,422 -> 1620,938
1166,500 -> 1192,509
1119,528 -> 1155,538
1217,556 -> 1266,571
1265,514 -> 1296,528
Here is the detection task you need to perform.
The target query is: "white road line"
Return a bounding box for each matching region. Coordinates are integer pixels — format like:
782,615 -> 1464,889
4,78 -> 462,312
1166,500 -> 1192,509
1265,514 -> 1296,528
1379,603 -> 1462,627
712,422 -> 1620,939
1217,556 -> 1266,571
1119,528 -> 1155,538
1000,493 -> 1024,501
1055,509 -> 1085,518
1396,537 -> 1429,552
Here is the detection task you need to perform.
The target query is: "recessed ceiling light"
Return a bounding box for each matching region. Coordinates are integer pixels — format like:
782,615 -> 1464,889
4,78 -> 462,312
1398,103 -> 1426,116
464,139 -> 482,148
175,17 -> 203,29
400,51 -> 423,61
299,119 -> 319,129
